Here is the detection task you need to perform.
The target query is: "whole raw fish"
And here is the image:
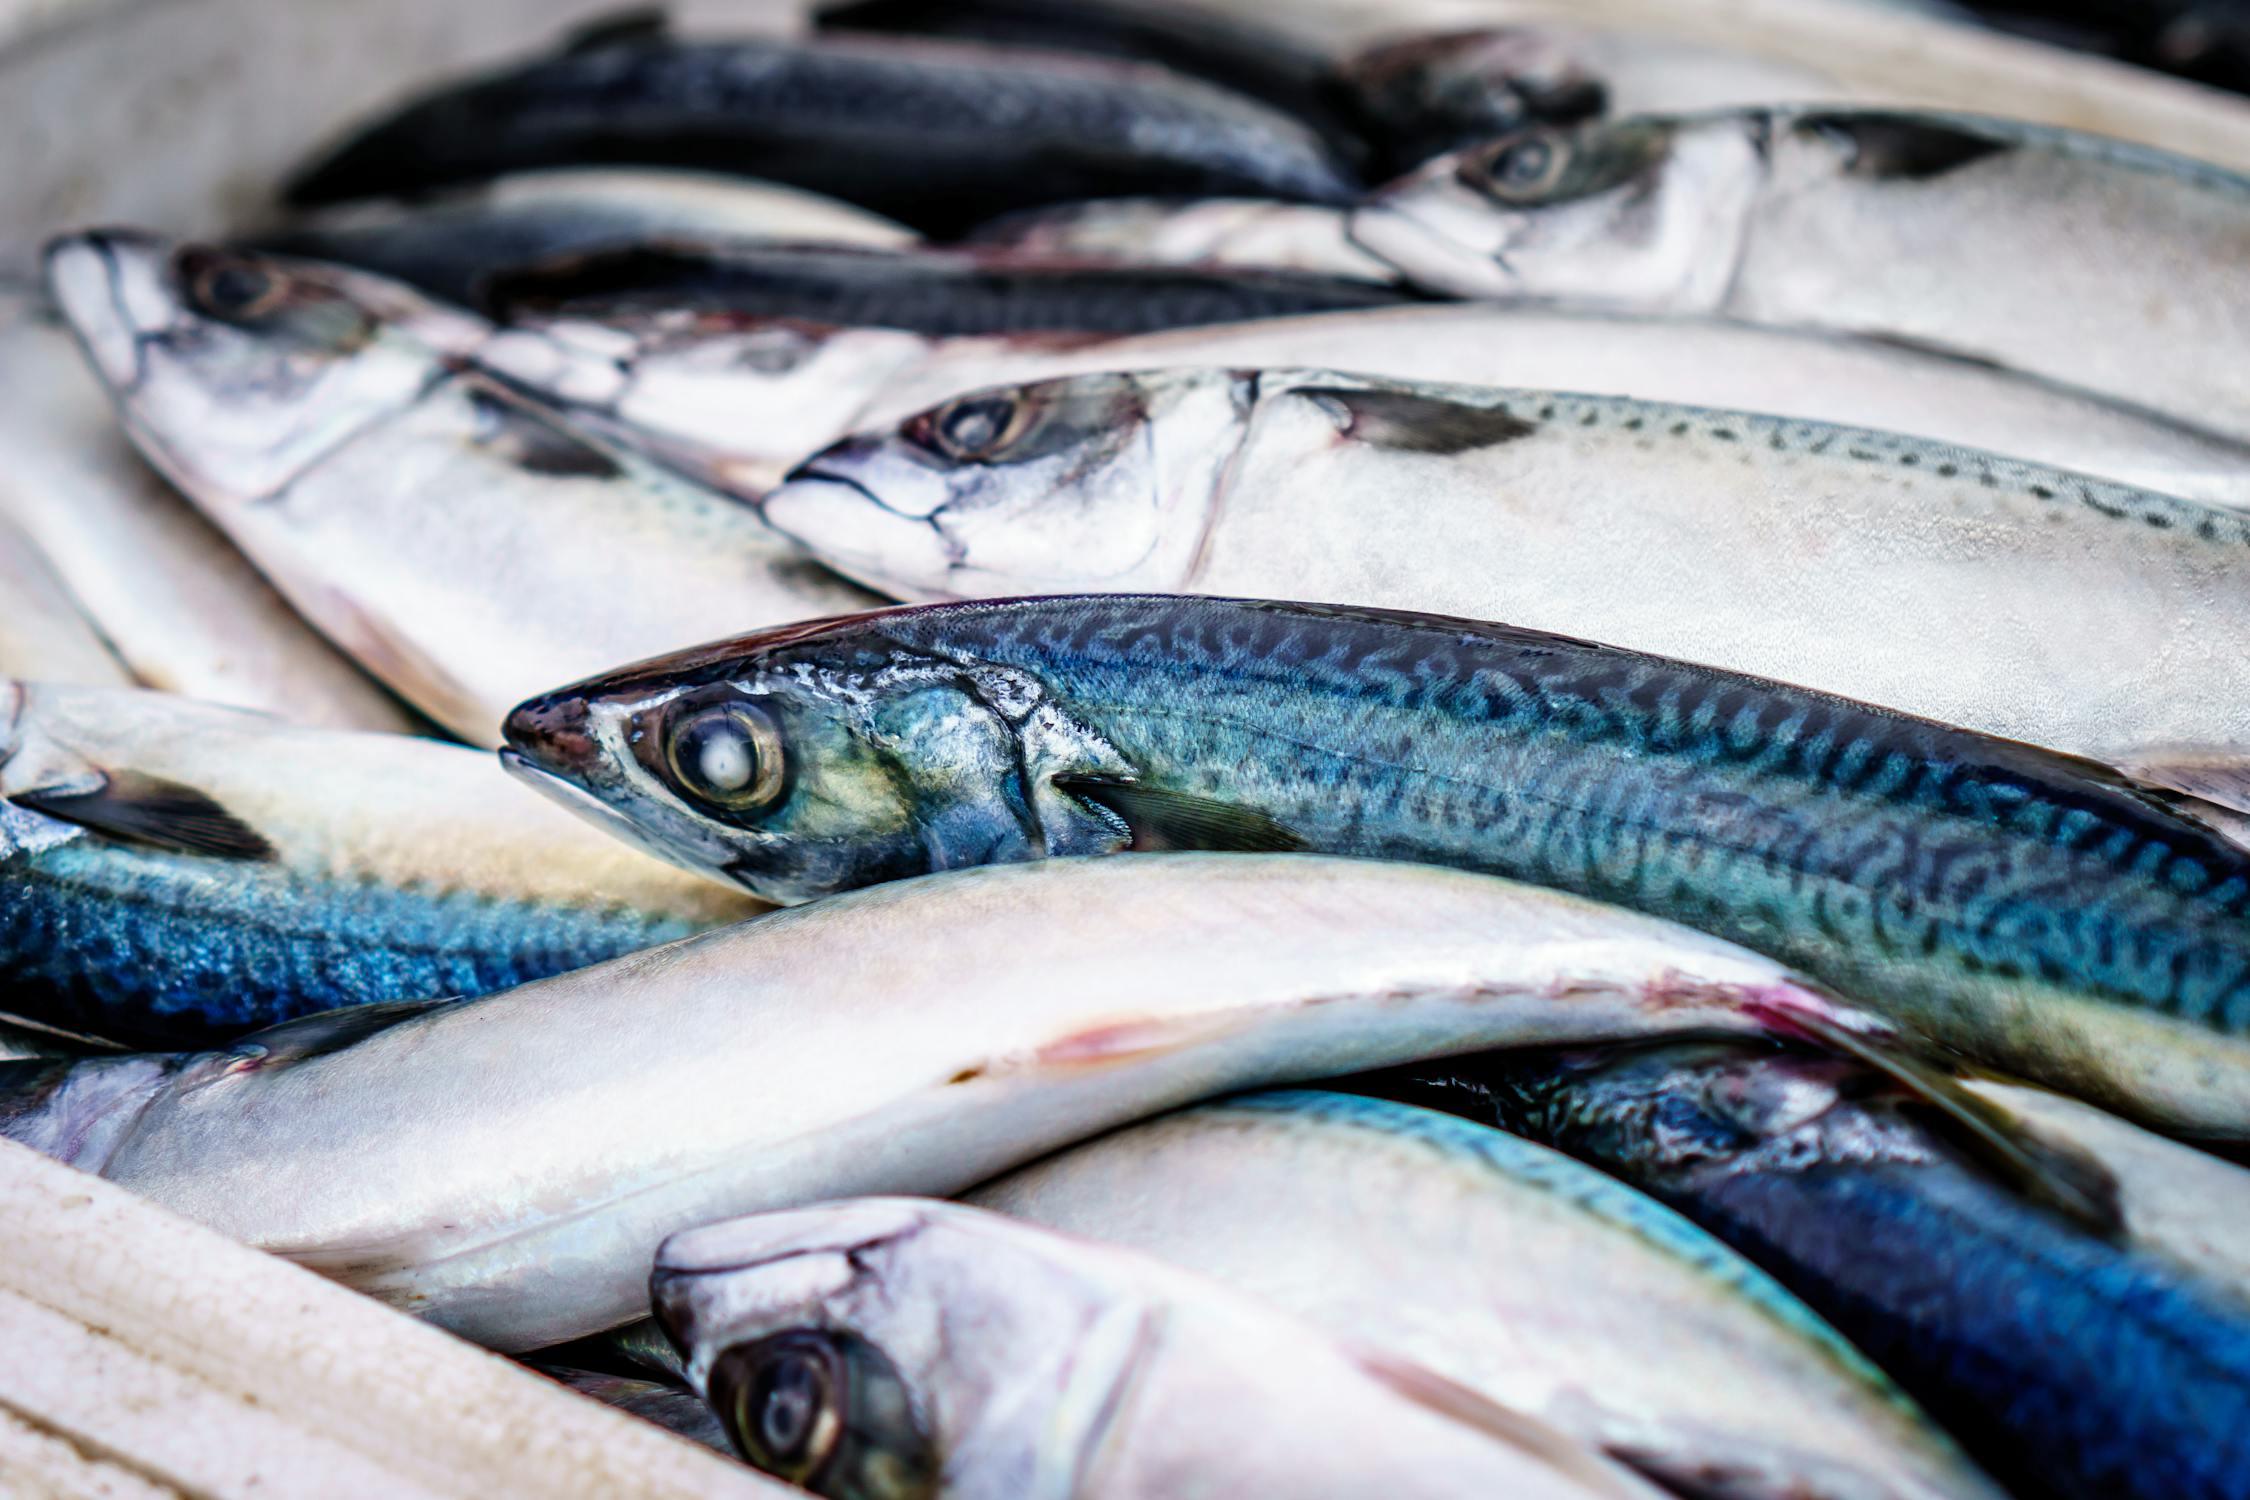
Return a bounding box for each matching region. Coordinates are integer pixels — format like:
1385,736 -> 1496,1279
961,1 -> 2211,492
973,1090 -> 1996,1500
44,231 -> 875,745
0,297 -> 414,733
655,1198 -> 1673,1499
250,168 -> 915,310
1352,108 -> 2250,443
483,241 -> 1419,334
0,513 -> 131,688
1477,1041 -> 2250,1500
283,31 -> 1358,236
505,593 -> 2250,1136
0,680 -> 758,1047
0,853 -> 1909,1349
514,305 -> 2250,509
764,368 -> 2250,762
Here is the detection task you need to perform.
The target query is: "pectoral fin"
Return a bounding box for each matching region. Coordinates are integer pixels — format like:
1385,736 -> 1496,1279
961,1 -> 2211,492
1053,775 -> 1305,853
1754,997 -> 2123,1238
12,772 -> 274,861
231,998 -> 457,1067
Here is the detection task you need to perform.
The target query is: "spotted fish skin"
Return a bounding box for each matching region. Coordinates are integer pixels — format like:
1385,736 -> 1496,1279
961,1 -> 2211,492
0,839 -> 708,1049
1479,1043 -> 2250,1500
510,594 -> 2250,1134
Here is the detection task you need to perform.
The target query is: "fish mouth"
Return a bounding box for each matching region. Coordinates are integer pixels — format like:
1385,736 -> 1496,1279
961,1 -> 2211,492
43,229 -> 177,392
762,466 -> 951,598
1344,201 -> 1516,299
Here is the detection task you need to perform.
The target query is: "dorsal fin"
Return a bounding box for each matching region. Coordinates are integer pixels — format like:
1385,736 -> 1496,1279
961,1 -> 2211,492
12,771 -> 274,861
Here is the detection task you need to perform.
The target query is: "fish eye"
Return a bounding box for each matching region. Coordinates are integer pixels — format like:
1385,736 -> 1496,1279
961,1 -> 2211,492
707,1330 -> 938,1499
661,698 -> 787,814
917,391 -> 1031,463
1466,131 -> 1571,201
710,1331 -> 846,1483
180,252 -> 289,322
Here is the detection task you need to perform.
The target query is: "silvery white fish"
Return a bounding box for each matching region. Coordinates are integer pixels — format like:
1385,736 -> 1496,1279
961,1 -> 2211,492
0,297 -> 414,733
0,680 -> 760,1047
768,367 -> 2250,773
42,231 -> 875,745
491,303 -> 2250,509
0,854 -> 1903,1350
972,1090 -> 1996,1500
251,168 -> 916,309
654,1198 -> 1670,1500
0,512 -> 131,688
1352,108 -> 2250,443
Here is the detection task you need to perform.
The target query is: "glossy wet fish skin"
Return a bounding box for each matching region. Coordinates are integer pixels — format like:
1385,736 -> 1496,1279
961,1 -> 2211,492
506,593 -> 2250,1135
249,168 -> 916,310
972,1090 -> 1996,1500
484,241 -> 1421,335
1353,107 -> 2250,443
284,34 -> 1359,237
1484,1042 -> 2250,1500
654,1198 -> 1670,1500
0,852 -> 1868,1349
0,296 -> 415,733
0,512 -> 131,688
0,680 -> 758,1047
44,231 -> 875,745
766,367 -> 2250,757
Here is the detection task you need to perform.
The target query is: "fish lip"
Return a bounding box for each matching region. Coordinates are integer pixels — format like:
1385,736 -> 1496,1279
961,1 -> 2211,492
655,1200 -> 935,1279
1345,200 -> 1516,298
43,229 -> 164,392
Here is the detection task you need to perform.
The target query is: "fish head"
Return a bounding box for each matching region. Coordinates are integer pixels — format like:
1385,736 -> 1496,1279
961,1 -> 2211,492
42,230 -> 486,504
1339,28 -> 1608,171
501,603 -> 1133,904
1349,115 -> 1765,305
655,1200 -> 1155,1498
761,369 -> 1257,601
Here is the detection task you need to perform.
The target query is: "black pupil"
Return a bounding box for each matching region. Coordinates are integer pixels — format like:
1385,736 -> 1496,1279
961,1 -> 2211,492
1502,140 -> 1552,184
203,264 -> 273,313
755,1351 -> 826,1458
942,398 -> 1010,454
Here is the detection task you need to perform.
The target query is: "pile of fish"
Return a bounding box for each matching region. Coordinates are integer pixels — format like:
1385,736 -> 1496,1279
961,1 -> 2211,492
6,1 -> 2250,1496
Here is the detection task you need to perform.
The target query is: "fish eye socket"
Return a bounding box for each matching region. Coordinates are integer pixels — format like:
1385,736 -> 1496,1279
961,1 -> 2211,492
661,699 -> 787,814
920,391 -> 1031,463
181,254 -> 289,323
711,1332 -> 846,1484
1468,132 -> 1571,201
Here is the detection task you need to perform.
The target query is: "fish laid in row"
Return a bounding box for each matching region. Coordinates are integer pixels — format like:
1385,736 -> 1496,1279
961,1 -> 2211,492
44,232 -> 872,745
0,853 -> 1937,1348
1357,107 -> 2250,443
506,593 -> 2250,1137
767,367 -> 2250,771
0,681 -> 757,1047
972,1090 -> 1994,1500
655,1197 -> 1673,1500
489,304 -> 2250,508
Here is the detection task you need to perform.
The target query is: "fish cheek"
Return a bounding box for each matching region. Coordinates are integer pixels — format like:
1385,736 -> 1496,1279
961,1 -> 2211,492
869,687 -> 1048,872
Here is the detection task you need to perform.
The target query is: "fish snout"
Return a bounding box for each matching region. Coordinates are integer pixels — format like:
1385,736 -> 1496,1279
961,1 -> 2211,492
43,228 -> 179,390
500,691 -> 599,781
